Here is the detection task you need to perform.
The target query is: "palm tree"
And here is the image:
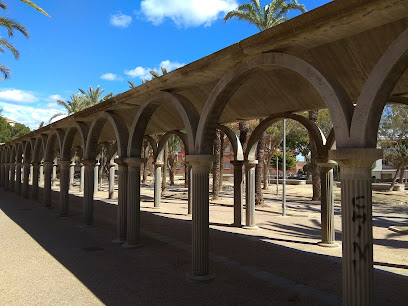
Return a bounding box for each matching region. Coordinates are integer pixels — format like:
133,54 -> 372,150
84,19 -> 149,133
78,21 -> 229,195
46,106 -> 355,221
0,0 -> 49,80
128,81 -> 136,89
79,85 -> 113,107
49,94 -> 86,122
224,0 -> 306,205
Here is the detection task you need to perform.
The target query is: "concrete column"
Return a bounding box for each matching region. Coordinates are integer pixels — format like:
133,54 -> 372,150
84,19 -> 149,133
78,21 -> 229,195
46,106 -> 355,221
108,162 -> 115,199
153,162 -> 163,208
94,161 -> 99,195
52,159 -> 57,187
80,163 -> 84,192
113,158 -> 128,243
22,163 -> 30,198
4,163 -> 9,191
231,160 -> 244,227
82,160 -> 96,226
187,163 -> 192,215
69,159 -> 75,191
58,160 -> 71,217
39,162 -> 44,186
186,155 -> 214,281
0,163 -> 4,187
317,159 -> 339,247
122,157 -> 143,248
43,161 -> 53,207
29,165 -> 33,185
244,160 -> 258,229
329,148 -> 382,306
9,163 -> 15,191
15,162 -> 22,195
31,162 -> 40,201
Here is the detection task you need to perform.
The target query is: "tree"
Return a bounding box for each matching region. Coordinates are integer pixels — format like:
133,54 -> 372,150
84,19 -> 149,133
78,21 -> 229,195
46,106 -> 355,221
0,0 -> 49,80
224,0 -> 306,205
0,110 -> 11,142
167,135 -> 181,186
270,151 -> 296,171
128,80 -> 136,89
79,85 -> 113,107
379,104 -> 408,147
38,121 -> 44,129
10,122 -> 30,139
384,144 -> 408,191
49,94 -> 86,122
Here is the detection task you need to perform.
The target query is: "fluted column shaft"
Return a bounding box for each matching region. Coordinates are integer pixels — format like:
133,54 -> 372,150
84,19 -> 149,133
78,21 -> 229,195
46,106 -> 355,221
330,148 -> 382,306
59,160 -> 71,216
108,163 -> 115,199
83,160 -> 96,226
114,159 -> 128,242
4,164 -> 9,190
9,163 -> 15,191
317,160 -> 338,247
123,157 -> 143,247
22,163 -> 30,198
186,155 -> 213,279
0,163 -> 4,187
52,160 -> 57,187
39,163 -> 44,186
15,163 -> 22,195
80,163 -> 84,192
244,160 -> 257,228
231,160 -> 244,227
43,161 -> 53,207
31,163 -> 40,200
94,162 -> 99,195
187,163 -> 192,215
69,160 -> 75,191
29,165 -> 33,185
153,162 -> 163,208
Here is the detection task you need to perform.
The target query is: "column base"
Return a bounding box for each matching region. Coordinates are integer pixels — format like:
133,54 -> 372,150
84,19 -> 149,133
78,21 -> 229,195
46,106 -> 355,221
317,241 -> 340,248
112,238 -> 126,244
243,225 -> 259,230
151,206 -> 161,210
121,242 -> 143,249
230,222 -> 244,228
186,272 -> 215,282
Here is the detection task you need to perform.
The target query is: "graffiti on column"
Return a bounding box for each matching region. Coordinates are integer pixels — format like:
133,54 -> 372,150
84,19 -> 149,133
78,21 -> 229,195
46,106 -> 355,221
352,195 -> 369,266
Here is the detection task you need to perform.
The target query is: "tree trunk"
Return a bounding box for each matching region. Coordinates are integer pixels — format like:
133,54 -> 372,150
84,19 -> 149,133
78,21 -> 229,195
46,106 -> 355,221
263,158 -> 269,190
389,169 -> 400,191
255,120 -> 265,206
184,159 -> 188,188
308,111 -> 321,201
399,168 -> 405,184
142,140 -> 148,184
168,155 -> 175,186
219,131 -> 225,191
162,145 -> 168,192
212,129 -> 221,200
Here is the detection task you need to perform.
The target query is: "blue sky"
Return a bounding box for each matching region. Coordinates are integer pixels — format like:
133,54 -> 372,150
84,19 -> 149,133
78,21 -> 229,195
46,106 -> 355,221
0,0 -> 330,129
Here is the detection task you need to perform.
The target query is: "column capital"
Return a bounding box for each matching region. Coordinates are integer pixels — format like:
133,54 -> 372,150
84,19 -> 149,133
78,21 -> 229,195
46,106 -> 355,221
124,157 -> 144,166
316,159 -> 337,169
22,162 -> 31,168
114,158 -> 127,166
82,160 -> 97,167
244,160 -> 258,169
32,162 -> 41,167
153,161 -> 164,168
58,160 -> 71,168
230,160 -> 245,167
329,148 -> 382,168
43,161 -> 54,168
185,155 -> 213,167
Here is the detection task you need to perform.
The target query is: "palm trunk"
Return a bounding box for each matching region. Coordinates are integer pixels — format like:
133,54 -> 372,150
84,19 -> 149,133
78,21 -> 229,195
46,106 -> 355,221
399,168 -> 405,184
263,156 -> 270,190
308,111 -> 321,201
212,129 -> 221,200
255,120 -> 265,206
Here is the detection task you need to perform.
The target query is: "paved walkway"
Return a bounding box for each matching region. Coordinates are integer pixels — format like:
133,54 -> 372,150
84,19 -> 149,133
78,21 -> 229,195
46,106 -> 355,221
1,187 -> 407,305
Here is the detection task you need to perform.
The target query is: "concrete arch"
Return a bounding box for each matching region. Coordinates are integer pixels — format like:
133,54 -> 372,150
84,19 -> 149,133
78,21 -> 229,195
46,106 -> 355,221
156,130 -> 188,163
44,129 -> 64,162
325,128 -> 336,151
351,27 -> 408,148
218,124 -> 244,161
196,52 -> 353,155
85,111 -> 128,160
23,139 -> 34,163
245,113 -> 326,161
33,135 -> 47,163
144,136 -> 158,158
15,142 -> 24,163
61,122 -> 89,161
9,145 -> 16,163
128,92 -> 199,157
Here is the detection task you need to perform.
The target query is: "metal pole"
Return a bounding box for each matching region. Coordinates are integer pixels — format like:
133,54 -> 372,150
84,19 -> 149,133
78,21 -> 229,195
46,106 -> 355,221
282,119 -> 286,216
276,156 -> 279,195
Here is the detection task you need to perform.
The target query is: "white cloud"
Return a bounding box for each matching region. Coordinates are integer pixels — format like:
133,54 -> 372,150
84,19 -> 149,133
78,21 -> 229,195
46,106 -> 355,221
140,0 -> 238,27
100,73 -> 123,81
110,13 -> 132,28
46,94 -> 64,102
124,60 -> 185,81
0,89 -> 38,104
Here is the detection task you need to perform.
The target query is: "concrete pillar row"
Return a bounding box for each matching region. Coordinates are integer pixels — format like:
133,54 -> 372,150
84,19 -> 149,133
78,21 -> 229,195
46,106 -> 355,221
317,159 -> 339,248
187,163 -> 192,215
113,158 -> 128,243
186,155 -> 214,281
153,162 -> 163,208
231,160 -> 244,227
94,161 -> 100,195
244,160 -> 258,229
329,148 -> 382,306
69,160 -> 75,191
39,162 -> 44,187
22,163 -> 30,198
9,162 -> 15,191
29,165 -> 33,185
43,161 -> 53,207
4,163 -> 10,191
58,160 -> 71,216
52,159 -> 57,187
0,163 -> 4,187
31,162 -> 40,201
122,157 -> 144,248
108,162 -> 115,199
15,162 -> 22,195
82,160 -> 96,226
80,163 -> 84,192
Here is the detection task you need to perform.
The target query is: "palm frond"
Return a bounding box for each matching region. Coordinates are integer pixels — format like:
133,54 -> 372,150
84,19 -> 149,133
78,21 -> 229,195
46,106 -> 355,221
19,0 -> 50,17
49,112 -> 65,122
0,63 -> 10,80
0,17 -> 29,38
150,70 -> 160,78
128,80 -> 135,88
0,2 -> 6,10
0,38 -> 20,59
